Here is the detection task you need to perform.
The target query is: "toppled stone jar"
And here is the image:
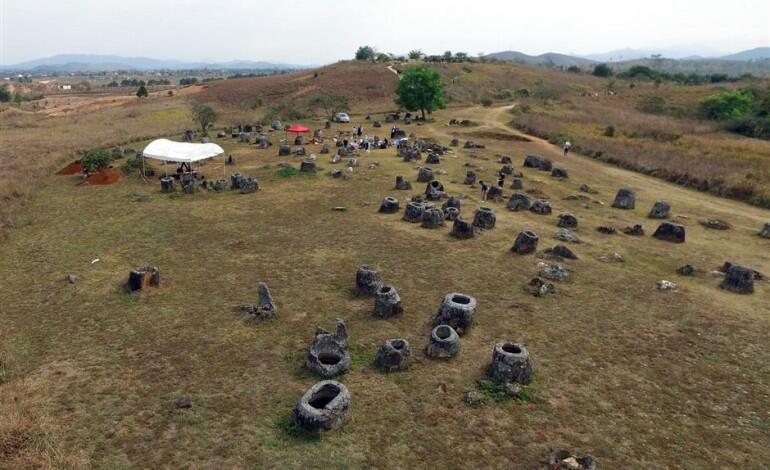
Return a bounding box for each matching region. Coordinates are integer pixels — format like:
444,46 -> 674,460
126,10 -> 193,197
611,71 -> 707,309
374,338 -> 411,371
426,324 -> 461,359
653,222 -> 686,243
374,285 -> 403,318
127,265 -> 160,291
434,293 -> 477,335
356,265 -> 383,296
293,380 -> 351,433
306,320 -> 350,378
488,341 -> 533,384
648,201 -> 671,219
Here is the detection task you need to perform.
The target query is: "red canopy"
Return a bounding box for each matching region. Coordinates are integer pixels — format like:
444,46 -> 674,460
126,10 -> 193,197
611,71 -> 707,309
285,125 -> 310,134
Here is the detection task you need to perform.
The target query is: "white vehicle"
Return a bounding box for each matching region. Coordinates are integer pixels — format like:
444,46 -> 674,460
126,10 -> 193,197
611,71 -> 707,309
334,112 -> 351,123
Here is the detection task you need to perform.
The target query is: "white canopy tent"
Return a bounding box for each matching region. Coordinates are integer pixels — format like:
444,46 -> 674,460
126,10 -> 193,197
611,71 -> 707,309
141,138 -> 225,178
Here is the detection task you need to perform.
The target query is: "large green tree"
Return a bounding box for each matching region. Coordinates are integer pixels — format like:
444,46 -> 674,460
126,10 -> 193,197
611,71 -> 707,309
355,46 -> 376,61
395,65 -> 446,120
136,85 -> 148,98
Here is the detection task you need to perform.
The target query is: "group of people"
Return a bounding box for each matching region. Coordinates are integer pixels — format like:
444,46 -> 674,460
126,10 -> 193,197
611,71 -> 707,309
479,171 -> 508,201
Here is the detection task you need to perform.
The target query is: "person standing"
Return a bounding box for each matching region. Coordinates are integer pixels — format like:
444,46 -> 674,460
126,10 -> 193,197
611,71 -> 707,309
563,140 -> 572,156
480,180 -> 489,201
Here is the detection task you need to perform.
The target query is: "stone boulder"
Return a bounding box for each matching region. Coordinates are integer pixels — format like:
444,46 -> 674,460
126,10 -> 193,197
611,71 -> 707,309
240,282 -> 278,320
649,201 -> 671,219
612,188 -> 636,209
374,339 -> 411,371
528,277 -> 555,297
623,224 -> 645,236
434,293 -> 477,335
278,145 -> 291,156
473,207 -> 496,229
507,193 -> 532,211
720,264 -> 754,294
463,171 -> 477,185
512,230 -> 539,254
450,217 -> 476,239
538,159 -> 553,172
211,179 -> 228,191
547,245 -> 578,260
426,325 -> 461,358
442,196 -> 461,212
653,222 -> 686,243
293,380 -> 350,433
356,265 -> 383,296
300,160 -> 317,173
760,223 -> 770,239
421,207 -> 445,229
486,185 -> 503,201
374,285 -> 404,317
403,201 -> 427,223
511,178 -> 523,190
379,196 -> 400,214
488,342 -> 533,384
239,177 -> 259,194
500,165 -> 513,175
701,219 -> 731,230
530,199 -> 552,215
450,138 -> 459,147
306,320 -> 350,377
499,155 -> 512,164
557,213 -> 578,229
551,167 -> 568,178
426,153 -> 441,164
523,154 -> 542,168
320,144 -> 330,154
444,207 -> 460,221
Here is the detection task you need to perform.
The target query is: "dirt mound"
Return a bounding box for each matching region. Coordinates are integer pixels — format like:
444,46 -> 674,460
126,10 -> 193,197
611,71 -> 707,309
197,62 -> 398,110
57,161 -> 83,175
76,169 -> 120,186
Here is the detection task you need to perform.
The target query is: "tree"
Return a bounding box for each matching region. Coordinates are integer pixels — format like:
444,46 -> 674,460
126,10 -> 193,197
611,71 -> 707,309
191,103 -> 217,134
307,94 -> 349,118
355,46 -> 376,61
408,49 -> 423,60
376,52 -> 392,63
395,65 -> 446,120
592,63 -> 613,77
443,50 -> 453,62
454,52 -> 469,62
136,85 -> 148,98
0,87 -> 10,102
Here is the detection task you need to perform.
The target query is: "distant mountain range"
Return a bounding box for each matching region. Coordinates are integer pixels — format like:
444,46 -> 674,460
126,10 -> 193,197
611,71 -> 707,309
0,54 -> 307,73
485,46 -> 770,66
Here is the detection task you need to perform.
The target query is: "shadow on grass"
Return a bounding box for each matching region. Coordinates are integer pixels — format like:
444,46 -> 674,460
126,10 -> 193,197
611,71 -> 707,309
274,415 -> 321,444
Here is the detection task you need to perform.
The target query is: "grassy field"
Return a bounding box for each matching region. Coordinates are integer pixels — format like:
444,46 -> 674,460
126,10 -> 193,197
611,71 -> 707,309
1,100 -> 768,468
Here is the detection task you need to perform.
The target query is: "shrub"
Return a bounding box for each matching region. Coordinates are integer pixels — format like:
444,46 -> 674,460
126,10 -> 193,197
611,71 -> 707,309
698,90 -> 754,121
0,87 -> 11,102
355,46 -> 376,61
481,97 -> 493,107
604,125 -> 616,137
567,65 -> 581,73
514,88 -> 531,98
495,89 -> 513,100
81,149 -> 113,171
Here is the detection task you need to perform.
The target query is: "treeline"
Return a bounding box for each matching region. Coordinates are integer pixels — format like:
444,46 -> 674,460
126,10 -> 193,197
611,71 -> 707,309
106,78 -> 172,87
617,65 -> 745,85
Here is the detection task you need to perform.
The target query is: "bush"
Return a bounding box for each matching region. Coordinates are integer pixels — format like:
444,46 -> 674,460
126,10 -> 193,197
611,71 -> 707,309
481,97 -> 493,107
514,88 -> 531,98
725,116 -> 770,139
81,149 -> 113,171
567,65 -> 581,73
604,125 -> 616,137
495,89 -> 513,100
0,87 -> 10,102
355,46 -> 376,61
699,90 -> 754,121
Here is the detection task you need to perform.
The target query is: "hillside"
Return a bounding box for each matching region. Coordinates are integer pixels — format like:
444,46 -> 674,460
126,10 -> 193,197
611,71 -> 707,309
197,61 -> 399,111
484,50 -> 595,66
720,46 -> 770,61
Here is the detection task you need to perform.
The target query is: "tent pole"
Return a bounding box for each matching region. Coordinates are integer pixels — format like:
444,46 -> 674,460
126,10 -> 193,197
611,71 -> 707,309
141,155 -> 148,183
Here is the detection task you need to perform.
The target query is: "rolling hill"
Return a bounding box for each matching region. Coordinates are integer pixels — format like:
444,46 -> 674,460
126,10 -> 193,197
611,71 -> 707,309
484,50 -> 595,66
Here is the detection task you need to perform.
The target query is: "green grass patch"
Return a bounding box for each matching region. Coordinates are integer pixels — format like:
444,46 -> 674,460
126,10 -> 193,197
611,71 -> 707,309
274,414 -> 321,443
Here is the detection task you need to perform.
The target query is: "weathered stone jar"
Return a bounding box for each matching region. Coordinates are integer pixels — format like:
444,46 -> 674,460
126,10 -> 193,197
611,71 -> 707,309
488,342 -> 533,384
426,325 -> 461,358
434,293 -> 477,335
293,380 -> 351,432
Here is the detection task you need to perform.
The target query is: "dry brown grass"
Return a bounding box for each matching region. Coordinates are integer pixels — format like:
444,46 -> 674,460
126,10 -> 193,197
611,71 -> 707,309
509,80 -> 770,207
0,103 -> 768,468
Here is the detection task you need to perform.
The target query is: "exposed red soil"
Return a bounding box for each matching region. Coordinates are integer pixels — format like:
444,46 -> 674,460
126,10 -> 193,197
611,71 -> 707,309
76,169 -> 120,186
57,161 -> 83,175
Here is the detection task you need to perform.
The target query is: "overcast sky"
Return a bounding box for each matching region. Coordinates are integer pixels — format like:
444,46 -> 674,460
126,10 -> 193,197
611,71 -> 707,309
1,0 -> 768,65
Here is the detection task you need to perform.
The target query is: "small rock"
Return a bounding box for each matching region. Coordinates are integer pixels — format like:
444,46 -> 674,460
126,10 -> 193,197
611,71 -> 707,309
700,219 -> 731,230
657,280 -> 677,290
554,228 -> 580,243
676,264 -> 697,276
597,226 -> 617,235
65,274 -> 78,284
622,224 -> 645,236
466,390 -> 484,406
175,396 -> 192,409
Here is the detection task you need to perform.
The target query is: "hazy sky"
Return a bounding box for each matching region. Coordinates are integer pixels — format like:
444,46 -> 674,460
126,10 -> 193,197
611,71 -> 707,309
1,0 -> 768,65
